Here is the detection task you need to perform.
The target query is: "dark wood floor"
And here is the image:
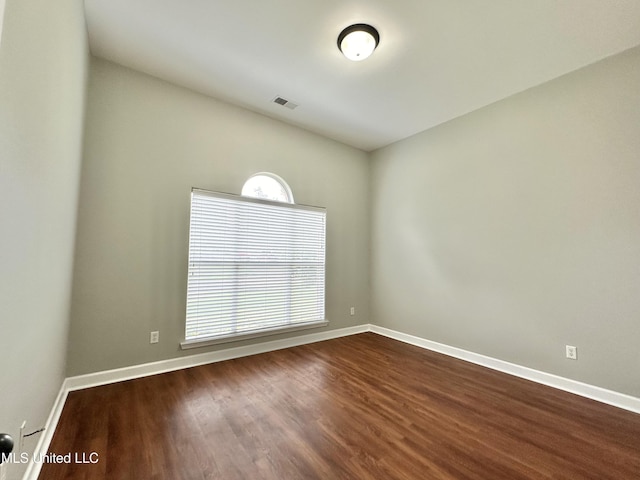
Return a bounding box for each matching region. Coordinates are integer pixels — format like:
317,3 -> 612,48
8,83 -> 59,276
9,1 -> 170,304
40,333 -> 640,479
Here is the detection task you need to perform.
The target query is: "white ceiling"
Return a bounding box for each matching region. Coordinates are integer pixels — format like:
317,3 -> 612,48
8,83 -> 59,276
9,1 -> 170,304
84,0 -> 640,152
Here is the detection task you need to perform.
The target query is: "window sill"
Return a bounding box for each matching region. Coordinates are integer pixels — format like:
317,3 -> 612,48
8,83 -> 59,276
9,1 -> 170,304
180,320 -> 329,350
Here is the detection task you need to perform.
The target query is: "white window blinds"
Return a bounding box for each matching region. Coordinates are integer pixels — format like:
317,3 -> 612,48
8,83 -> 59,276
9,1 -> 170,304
184,189 -> 326,346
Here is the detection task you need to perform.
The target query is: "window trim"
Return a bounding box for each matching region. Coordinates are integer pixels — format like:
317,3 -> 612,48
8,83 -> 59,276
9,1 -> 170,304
180,318 -> 328,349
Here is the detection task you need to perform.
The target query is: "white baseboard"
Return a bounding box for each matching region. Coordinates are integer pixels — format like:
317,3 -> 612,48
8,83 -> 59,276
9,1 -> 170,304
22,384 -> 69,480
24,322 -> 640,479
369,324 -> 640,415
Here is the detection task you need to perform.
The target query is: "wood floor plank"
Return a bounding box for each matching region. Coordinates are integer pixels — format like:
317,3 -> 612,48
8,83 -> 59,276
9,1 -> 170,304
39,333 -> 640,479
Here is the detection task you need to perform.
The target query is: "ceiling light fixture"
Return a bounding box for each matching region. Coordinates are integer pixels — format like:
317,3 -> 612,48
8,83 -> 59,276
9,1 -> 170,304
337,24 -> 380,61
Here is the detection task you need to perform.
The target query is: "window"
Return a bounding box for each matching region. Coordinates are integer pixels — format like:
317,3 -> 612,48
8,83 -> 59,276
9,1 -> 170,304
182,176 -> 326,348
241,172 -> 294,203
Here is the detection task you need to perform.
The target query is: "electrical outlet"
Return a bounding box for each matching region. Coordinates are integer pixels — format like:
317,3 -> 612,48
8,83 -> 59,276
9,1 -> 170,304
350,307 -> 355,316
566,345 -> 577,360
150,331 -> 159,344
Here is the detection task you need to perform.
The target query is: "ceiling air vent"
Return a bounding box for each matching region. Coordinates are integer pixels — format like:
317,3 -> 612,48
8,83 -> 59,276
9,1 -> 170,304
272,96 -> 299,110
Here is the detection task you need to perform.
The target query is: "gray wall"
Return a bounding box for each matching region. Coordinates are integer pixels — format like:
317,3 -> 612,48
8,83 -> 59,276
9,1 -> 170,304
0,0 -> 87,478
66,58 -> 370,376
371,46 -> 640,397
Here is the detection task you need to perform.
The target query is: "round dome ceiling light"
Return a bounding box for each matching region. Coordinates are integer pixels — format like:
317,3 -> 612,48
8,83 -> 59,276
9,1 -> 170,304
337,24 -> 380,61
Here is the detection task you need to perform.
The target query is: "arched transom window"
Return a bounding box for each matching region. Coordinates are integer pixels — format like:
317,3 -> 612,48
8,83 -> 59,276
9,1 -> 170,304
241,172 -> 294,203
